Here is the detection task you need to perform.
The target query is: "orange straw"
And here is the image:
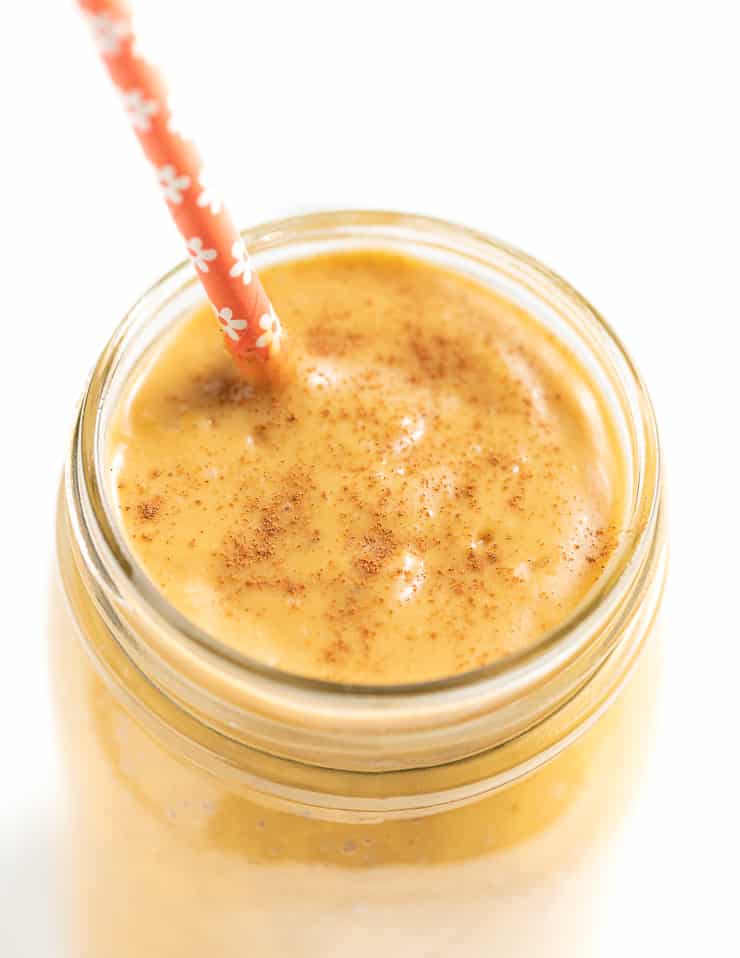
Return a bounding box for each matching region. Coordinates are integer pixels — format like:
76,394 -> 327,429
79,0 -> 283,364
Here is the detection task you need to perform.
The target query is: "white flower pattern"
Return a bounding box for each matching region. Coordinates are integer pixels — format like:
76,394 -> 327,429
85,13 -> 130,56
85,6 -> 288,368
196,168 -> 222,215
157,164 -> 191,204
256,308 -> 283,354
215,307 -> 248,342
229,240 -> 253,285
186,237 -> 217,272
121,89 -> 158,132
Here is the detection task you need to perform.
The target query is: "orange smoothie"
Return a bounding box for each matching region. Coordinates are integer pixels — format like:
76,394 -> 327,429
49,214 -> 665,957
111,251 -> 624,684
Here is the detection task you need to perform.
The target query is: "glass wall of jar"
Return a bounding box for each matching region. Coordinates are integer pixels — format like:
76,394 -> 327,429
49,212 -> 666,957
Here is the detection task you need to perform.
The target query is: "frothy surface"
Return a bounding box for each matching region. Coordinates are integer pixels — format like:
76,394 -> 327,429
110,252 -> 624,683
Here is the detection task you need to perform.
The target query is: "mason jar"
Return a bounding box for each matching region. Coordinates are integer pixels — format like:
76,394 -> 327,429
49,211 -> 666,957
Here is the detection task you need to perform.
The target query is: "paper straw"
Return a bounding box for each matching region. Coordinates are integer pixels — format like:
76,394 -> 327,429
78,0 -> 283,364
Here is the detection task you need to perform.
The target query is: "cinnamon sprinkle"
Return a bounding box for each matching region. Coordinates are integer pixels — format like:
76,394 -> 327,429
137,498 -> 161,521
111,250 -> 625,683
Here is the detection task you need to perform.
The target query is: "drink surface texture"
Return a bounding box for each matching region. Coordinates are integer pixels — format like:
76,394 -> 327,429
111,251 -> 624,683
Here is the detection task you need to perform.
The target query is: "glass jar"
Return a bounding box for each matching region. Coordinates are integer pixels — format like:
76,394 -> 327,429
49,211 -> 666,957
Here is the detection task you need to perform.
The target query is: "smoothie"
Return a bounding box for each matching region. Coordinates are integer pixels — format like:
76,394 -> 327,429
50,217 -> 664,957
110,251 -> 624,683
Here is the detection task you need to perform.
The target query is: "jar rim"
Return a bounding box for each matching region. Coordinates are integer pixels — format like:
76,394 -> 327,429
64,209 -> 664,772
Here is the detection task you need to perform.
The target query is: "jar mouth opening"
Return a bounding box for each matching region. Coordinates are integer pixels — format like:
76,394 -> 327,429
69,209 -> 662,706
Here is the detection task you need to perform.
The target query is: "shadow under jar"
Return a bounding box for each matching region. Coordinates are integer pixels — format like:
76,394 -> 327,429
49,211 -> 666,957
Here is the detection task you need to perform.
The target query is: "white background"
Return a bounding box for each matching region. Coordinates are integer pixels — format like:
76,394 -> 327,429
1,1 -> 738,954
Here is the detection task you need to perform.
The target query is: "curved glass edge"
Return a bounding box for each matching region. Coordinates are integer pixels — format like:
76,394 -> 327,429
61,210 -> 665,772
